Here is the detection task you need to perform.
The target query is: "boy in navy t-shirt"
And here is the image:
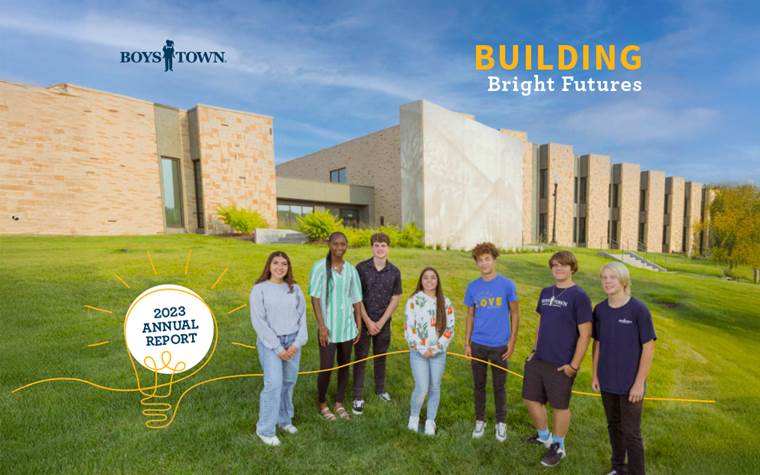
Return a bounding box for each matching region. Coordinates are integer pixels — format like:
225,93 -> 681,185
464,242 -> 520,442
521,251 -> 592,468
592,261 -> 656,475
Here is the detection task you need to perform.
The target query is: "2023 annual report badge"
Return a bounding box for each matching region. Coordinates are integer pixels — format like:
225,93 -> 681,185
125,284 -> 215,374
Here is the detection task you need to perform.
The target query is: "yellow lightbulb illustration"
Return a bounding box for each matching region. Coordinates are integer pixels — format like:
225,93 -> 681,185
124,284 -> 218,429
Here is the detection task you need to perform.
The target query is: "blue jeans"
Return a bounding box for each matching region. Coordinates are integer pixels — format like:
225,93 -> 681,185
409,350 -> 447,421
256,332 -> 300,437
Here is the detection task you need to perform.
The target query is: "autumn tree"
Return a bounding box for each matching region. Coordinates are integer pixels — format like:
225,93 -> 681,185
703,184 -> 760,283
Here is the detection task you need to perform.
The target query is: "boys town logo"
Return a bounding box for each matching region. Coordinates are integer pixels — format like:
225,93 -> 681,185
120,39 -> 226,72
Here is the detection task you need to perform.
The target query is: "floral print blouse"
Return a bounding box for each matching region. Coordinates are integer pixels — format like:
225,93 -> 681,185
404,291 -> 455,356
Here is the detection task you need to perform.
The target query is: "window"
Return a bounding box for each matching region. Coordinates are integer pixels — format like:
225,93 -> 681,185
578,217 -> 587,244
330,168 -> 347,183
639,189 -> 647,212
610,220 -> 619,243
192,159 -> 204,228
579,177 -> 587,204
611,184 -> 620,208
340,208 -> 359,227
573,218 -> 577,242
539,213 -> 547,242
539,169 -> 548,199
278,203 -> 316,227
160,157 -> 183,227
663,224 -> 669,246
664,194 -> 670,215
574,177 -> 578,204
639,222 -> 646,244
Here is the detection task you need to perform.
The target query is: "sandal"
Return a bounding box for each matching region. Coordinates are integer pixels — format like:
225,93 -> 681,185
334,405 -> 351,420
319,406 -> 336,421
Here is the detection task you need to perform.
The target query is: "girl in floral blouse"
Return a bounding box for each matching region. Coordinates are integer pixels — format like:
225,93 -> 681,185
404,267 -> 455,436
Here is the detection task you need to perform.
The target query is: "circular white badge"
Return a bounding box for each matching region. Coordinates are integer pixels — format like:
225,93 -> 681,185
124,284 -> 215,375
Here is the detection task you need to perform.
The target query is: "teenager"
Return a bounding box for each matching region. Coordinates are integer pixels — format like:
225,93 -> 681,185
309,231 -> 363,421
464,242 -> 520,442
592,261 -> 656,475
404,267 -> 455,436
522,250 -> 592,467
250,251 -> 308,447
352,232 -> 403,414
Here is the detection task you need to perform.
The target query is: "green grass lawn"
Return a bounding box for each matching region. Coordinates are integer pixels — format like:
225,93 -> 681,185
1,235 -> 758,474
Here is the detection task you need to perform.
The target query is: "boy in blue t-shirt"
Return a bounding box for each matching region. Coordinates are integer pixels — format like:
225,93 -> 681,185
522,251 -> 593,468
464,242 -> 520,442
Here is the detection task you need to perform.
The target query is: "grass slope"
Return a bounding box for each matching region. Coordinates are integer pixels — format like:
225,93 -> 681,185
1,235 -> 758,474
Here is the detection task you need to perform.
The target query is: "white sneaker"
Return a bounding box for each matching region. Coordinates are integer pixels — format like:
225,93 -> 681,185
257,433 -> 281,446
278,423 -> 298,434
378,392 -> 392,402
472,420 -> 486,438
408,416 -> 419,432
424,419 -> 436,436
495,422 -> 507,442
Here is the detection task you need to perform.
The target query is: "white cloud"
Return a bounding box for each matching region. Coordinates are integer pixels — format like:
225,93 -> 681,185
562,100 -> 718,144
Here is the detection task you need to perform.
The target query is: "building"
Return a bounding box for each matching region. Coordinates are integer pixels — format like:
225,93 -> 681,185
278,100 -> 708,252
1,80 -> 709,252
0,80 -> 276,235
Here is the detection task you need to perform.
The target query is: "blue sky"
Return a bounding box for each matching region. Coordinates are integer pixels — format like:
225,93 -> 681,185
1,0 -> 758,184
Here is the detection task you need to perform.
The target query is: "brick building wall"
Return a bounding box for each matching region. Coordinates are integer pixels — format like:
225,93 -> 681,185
640,170 -> 665,252
0,81 -> 164,235
617,163 -> 641,251
276,125 -> 400,226
665,176 -> 685,252
582,154 -> 611,250
192,105 -> 276,233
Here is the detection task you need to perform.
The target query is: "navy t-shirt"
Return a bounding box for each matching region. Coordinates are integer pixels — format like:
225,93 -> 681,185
464,275 -> 518,347
534,285 -> 593,365
593,297 -> 657,395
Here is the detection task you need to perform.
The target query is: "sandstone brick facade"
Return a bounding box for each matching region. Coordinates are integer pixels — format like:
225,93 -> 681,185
684,181 -> 703,255
192,105 -> 276,233
0,81 -> 163,235
0,81 -> 275,236
276,126 -> 400,226
616,163 -> 641,251
544,143 -> 575,246
665,176 -> 685,252
581,154 -> 611,250
640,170 -> 665,253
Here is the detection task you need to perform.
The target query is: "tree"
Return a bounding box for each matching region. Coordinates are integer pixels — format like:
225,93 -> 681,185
704,184 -> 760,283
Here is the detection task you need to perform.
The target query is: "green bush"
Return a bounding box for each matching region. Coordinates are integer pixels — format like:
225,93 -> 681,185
397,223 -> 424,248
217,205 -> 269,234
297,210 -> 342,241
340,223 -> 423,248
294,210 -> 425,247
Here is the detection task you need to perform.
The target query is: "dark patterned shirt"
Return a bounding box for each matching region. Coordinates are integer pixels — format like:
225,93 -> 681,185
356,258 -> 403,321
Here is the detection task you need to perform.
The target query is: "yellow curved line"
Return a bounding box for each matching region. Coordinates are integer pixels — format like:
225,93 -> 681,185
211,267 -> 228,289
184,249 -> 192,276
112,272 -> 130,289
12,349 -> 716,410
83,305 -> 113,315
231,342 -> 257,350
146,251 -> 157,275
227,304 -> 247,315
86,341 -> 110,348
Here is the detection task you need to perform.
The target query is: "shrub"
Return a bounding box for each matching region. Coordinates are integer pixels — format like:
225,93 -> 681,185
397,223 -> 424,248
217,205 -> 268,234
340,223 -> 423,248
297,210 -> 342,241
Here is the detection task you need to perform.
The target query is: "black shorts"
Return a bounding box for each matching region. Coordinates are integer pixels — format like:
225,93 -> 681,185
521,357 -> 576,410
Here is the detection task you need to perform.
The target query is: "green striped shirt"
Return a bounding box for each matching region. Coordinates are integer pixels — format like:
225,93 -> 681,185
308,259 -> 362,343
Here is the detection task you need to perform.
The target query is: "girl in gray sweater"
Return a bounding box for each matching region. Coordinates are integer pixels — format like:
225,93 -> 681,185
250,251 -> 308,446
